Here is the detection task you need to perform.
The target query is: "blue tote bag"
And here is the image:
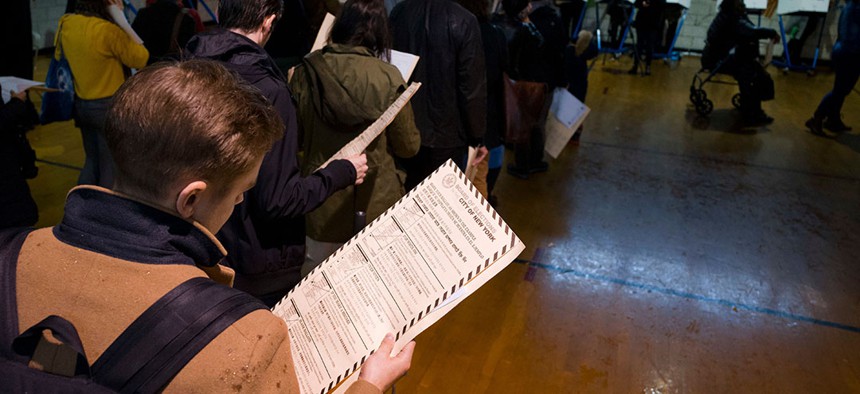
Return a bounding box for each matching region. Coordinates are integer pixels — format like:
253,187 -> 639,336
40,21 -> 75,124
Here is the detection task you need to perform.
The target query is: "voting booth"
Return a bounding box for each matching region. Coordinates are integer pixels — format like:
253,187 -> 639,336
772,0 -> 830,73
593,0 -> 637,55
654,0 -> 691,60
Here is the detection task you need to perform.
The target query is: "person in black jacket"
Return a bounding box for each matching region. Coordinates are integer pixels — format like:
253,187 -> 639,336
457,0 -> 508,204
132,0 -> 198,64
702,0 -> 779,124
185,0 -> 368,306
628,0 -> 666,76
390,0 -> 488,190
0,87 -> 39,229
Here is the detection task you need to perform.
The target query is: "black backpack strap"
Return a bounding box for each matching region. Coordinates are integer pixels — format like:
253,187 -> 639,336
0,228 -> 35,361
91,277 -> 266,393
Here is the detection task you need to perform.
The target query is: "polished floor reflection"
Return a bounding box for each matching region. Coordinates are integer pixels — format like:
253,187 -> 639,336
23,55 -> 860,392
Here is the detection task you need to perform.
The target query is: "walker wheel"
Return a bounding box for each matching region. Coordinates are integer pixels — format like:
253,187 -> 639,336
696,99 -> 714,116
690,89 -> 706,105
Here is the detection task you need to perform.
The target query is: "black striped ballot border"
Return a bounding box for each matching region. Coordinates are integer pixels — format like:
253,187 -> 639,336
273,159 -> 522,394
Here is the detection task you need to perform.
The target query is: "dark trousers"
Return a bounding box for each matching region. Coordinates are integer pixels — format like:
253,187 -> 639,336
74,97 -> 115,188
403,145 -> 468,191
718,54 -> 774,115
633,28 -> 658,67
815,53 -> 860,120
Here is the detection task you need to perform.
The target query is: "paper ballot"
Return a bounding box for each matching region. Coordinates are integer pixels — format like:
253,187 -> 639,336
0,77 -> 44,104
464,146 -> 478,182
108,4 -> 143,44
273,160 -> 525,394
312,13 -> 337,53
388,50 -> 419,82
316,82 -> 422,171
544,88 -> 589,159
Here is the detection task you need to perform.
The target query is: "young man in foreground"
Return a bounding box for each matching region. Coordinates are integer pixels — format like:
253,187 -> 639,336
0,60 -> 412,392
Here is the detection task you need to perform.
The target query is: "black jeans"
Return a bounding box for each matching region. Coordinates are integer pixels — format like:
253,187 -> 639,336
633,28 -> 658,67
815,52 -> 860,120
718,54 -> 774,115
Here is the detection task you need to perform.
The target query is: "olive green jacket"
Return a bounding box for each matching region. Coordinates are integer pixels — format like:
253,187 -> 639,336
291,44 -> 420,242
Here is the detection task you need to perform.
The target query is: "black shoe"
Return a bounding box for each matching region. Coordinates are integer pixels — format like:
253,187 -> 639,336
529,161 -> 549,174
744,111 -> 774,125
823,116 -> 852,133
507,164 -> 530,179
643,65 -> 651,76
805,117 -> 824,135
628,65 -> 638,75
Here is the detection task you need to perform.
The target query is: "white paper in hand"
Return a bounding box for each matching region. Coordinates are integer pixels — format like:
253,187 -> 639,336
108,4 -> 144,44
388,50 -> 419,82
0,77 -> 44,104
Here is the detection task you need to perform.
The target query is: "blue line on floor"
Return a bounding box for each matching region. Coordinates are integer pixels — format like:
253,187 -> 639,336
513,258 -> 860,334
36,158 -> 83,171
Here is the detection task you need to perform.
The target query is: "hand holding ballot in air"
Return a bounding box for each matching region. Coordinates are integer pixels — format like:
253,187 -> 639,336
358,333 -> 416,391
345,153 -> 368,185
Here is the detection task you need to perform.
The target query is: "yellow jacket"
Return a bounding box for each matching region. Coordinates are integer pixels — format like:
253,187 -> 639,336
55,14 -> 149,100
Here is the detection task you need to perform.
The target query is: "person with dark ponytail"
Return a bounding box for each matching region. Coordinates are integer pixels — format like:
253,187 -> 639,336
291,0 -> 420,274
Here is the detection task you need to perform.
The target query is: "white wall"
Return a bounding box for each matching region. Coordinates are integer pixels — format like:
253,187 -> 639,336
577,0 -> 841,60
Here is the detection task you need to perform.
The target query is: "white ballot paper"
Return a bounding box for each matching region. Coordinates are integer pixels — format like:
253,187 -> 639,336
273,160 -> 525,394
388,50 -> 419,82
312,13 -> 337,53
464,146 -> 478,182
0,77 -> 44,104
108,4 -> 144,44
545,88 -> 590,159
316,82 -> 422,171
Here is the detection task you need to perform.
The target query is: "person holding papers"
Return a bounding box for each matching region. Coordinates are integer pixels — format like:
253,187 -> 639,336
57,0 -> 149,187
185,0 -> 369,307
291,0 -> 421,274
390,0 -> 489,190
0,60 -> 413,393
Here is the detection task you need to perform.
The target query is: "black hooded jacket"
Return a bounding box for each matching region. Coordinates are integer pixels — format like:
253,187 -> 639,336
185,29 -> 356,306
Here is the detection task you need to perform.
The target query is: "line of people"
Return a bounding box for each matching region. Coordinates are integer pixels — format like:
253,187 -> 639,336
2,0 -> 599,390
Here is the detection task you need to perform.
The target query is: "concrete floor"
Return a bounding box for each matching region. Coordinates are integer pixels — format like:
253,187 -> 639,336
21,54 -> 860,392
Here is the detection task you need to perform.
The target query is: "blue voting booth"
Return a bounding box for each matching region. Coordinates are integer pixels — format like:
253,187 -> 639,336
772,0 -> 831,73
